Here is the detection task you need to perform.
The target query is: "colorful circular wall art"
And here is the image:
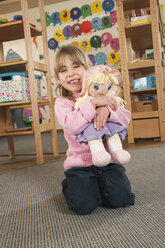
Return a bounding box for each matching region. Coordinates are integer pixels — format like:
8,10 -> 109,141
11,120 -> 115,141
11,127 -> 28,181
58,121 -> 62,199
81,21 -> 93,34
59,9 -> 70,23
91,17 -> 102,31
101,16 -> 112,29
110,10 -> 117,24
95,52 -> 107,64
110,38 -> 119,51
90,35 -> 102,49
54,29 -> 65,41
63,25 -> 73,39
51,12 -> 61,25
102,0 -> 115,13
108,51 -> 120,64
81,4 -> 92,18
88,54 -> 96,66
70,7 -> 81,21
91,1 -> 103,14
79,39 -> 91,52
48,38 -> 59,51
72,23 -> 82,37
101,32 -> 112,46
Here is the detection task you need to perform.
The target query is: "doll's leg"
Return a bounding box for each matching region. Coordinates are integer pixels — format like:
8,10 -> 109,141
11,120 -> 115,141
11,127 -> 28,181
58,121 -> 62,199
88,139 -> 111,167
106,133 -> 131,164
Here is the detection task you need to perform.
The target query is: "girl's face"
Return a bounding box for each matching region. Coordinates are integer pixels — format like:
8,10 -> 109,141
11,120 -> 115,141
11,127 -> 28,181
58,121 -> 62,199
88,78 -> 111,97
58,56 -> 86,95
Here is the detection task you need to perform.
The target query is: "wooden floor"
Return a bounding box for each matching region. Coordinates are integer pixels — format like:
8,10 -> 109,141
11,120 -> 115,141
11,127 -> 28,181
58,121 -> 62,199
1,139 -> 165,173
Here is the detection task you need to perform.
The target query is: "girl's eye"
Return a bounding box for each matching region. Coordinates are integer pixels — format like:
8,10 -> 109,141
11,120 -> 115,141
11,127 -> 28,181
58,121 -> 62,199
108,86 -> 111,90
94,85 -> 99,90
74,64 -> 80,68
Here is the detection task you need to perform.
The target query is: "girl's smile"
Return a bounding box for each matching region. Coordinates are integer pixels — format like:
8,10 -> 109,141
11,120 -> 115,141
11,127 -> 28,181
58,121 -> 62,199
58,56 -> 86,94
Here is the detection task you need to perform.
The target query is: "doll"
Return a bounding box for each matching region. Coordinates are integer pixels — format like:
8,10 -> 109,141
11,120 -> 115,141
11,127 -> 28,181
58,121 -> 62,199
74,65 -> 131,167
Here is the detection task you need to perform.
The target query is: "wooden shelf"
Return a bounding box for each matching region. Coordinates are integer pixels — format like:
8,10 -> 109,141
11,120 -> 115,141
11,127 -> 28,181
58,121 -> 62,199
130,88 -> 157,94
125,23 -> 152,50
0,99 -> 49,108
0,21 -> 41,42
128,59 -> 155,69
117,0 -> 165,143
120,0 -> 150,11
0,60 -> 48,73
132,111 -> 159,119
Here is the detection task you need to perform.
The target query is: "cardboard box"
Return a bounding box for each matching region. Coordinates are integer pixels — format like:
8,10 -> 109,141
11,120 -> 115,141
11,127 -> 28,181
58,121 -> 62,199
0,72 -> 42,103
133,76 -> 156,90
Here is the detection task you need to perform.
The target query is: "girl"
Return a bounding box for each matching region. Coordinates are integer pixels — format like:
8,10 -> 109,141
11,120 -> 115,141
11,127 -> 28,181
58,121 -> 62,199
54,44 -> 135,215
74,65 -> 131,167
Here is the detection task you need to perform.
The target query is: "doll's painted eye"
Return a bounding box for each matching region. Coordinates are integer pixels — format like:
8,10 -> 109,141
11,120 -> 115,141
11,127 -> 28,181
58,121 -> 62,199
108,85 -> 111,90
94,85 -> 99,90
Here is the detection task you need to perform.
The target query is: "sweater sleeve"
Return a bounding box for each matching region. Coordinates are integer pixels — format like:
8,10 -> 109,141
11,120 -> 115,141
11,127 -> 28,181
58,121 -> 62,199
107,105 -> 131,127
55,97 -> 97,135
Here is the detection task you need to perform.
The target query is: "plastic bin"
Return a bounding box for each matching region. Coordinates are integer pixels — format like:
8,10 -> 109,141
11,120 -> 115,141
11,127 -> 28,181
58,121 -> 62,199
0,72 -> 42,103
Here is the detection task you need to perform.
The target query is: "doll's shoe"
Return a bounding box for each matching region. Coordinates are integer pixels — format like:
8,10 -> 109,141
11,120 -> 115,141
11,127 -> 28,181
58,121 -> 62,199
92,151 -> 111,167
111,150 -> 131,164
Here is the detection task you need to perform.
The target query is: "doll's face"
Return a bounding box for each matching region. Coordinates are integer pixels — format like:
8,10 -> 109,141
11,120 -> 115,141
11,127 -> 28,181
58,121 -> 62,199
88,78 -> 111,97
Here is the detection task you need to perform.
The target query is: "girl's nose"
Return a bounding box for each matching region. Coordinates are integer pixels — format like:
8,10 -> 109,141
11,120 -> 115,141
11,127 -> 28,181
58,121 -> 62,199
68,68 -> 75,77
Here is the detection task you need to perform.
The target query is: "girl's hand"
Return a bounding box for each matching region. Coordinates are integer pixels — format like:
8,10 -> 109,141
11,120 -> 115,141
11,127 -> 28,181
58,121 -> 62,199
91,96 -> 117,111
94,107 -> 109,131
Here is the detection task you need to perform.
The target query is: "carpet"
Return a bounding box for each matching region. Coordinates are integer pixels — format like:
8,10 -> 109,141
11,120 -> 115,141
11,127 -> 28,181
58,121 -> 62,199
0,146 -> 165,248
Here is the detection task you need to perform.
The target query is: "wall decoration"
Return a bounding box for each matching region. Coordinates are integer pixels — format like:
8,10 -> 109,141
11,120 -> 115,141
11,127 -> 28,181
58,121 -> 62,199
102,0 -> 115,13
101,32 -> 112,46
72,23 -> 82,37
50,12 -> 61,25
70,7 -> 81,21
45,12 -> 51,27
107,51 -> 120,64
110,37 -> 119,51
33,36 -> 38,49
88,54 -> 96,65
91,17 -> 102,31
6,49 -> 23,61
81,4 -> 92,18
63,25 -> 73,39
54,29 -> 65,41
95,52 -> 107,64
81,21 -> 93,34
48,38 -> 59,51
59,9 -> 71,23
37,12 -> 51,27
110,10 -> 117,24
71,41 -> 79,46
91,1 -> 103,14
101,16 -> 112,29
79,39 -> 91,52
90,35 -> 102,49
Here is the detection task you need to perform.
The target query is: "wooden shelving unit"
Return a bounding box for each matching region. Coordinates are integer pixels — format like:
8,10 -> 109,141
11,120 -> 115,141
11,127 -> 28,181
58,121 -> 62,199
0,0 -> 59,164
116,0 -> 165,143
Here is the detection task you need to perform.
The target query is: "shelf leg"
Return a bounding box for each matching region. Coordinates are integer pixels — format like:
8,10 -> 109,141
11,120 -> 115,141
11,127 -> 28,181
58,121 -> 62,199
8,136 -> 15,159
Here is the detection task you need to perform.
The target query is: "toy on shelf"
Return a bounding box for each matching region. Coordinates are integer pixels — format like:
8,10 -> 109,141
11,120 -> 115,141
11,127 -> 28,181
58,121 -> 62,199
130,9 -> 151,25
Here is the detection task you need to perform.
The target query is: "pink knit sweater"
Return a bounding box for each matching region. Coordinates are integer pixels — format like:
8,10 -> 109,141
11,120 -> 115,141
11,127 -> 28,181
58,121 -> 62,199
55,96 -> 130,171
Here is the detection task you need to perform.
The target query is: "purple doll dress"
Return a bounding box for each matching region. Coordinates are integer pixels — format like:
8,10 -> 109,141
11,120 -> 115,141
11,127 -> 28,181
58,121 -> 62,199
75,121 -> 127,143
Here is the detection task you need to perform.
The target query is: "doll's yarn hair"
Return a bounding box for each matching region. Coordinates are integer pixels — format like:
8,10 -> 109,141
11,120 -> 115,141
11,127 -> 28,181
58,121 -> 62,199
75,71 -> 125,109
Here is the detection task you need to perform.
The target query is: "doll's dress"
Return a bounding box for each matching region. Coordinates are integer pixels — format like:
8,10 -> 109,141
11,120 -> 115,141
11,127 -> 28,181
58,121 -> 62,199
75,121 -> 127,143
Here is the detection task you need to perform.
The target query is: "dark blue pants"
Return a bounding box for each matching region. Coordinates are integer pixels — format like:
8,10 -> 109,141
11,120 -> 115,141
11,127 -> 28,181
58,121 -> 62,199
62,163 -> 135,215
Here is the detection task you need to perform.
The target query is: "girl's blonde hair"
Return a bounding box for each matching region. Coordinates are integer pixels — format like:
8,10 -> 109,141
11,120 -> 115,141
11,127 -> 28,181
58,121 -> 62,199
54,44 -> 91,98
75,71 -> 126,109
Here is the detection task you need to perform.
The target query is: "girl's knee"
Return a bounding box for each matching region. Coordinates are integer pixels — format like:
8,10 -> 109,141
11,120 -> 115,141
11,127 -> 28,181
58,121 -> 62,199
68,196 -> 100,215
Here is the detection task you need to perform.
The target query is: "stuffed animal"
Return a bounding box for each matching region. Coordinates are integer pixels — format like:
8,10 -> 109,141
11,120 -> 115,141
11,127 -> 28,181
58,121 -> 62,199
74,65 -> 131,167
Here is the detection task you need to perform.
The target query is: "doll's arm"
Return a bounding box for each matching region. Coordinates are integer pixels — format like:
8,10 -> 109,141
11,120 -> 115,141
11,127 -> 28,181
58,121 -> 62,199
55,97 -> 97,135
107,105 -> 131,127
